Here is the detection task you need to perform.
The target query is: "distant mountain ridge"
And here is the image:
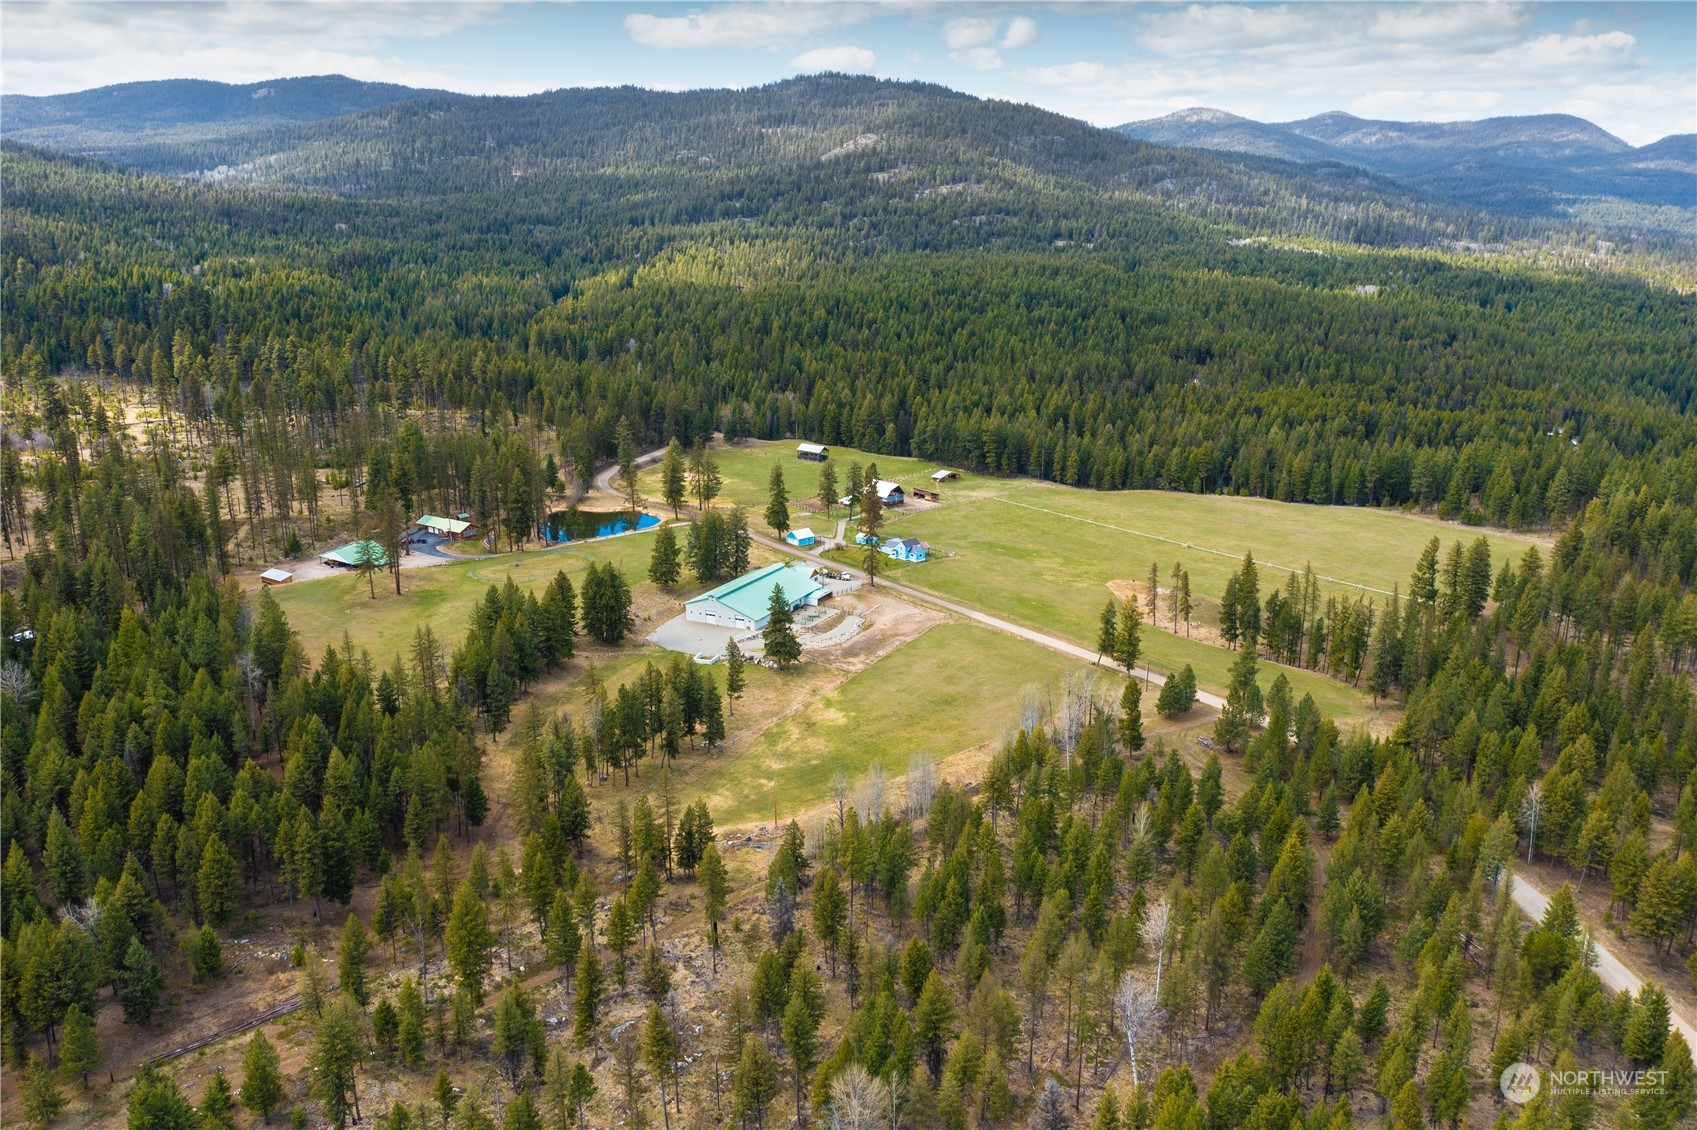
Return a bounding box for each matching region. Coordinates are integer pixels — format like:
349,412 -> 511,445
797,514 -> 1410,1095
2,75 -> 451,151
3,73 -> 1692,240
1116,108 -> 1695,219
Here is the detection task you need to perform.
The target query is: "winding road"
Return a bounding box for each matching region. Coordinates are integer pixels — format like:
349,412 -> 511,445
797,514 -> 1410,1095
1508,872 -> 1697,1057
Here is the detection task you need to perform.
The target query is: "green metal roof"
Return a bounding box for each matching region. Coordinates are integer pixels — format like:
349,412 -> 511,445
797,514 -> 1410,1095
416,514 -> 473,535
685,561 -> 824,622
322,540 -> 391,568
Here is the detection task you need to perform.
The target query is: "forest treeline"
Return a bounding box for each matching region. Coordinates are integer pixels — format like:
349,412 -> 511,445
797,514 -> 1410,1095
5,138 -> 1695,564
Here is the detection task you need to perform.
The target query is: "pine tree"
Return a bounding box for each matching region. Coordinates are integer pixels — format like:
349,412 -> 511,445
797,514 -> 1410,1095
197,836 -> 239,926
765,463 -> 790,535
1147,561 -> 1161,625
642,1004 -> 679,1130
1155,665 -> 1197,717
240,1029 -> 284,1121
574,940 -> 605,1047
648,525 -> 681,588
43,808 -> 86,907
396,976 -> 427,1069
192,922 -> 224,980
1096,600 -> 1117,666
816,463 -> 838,517
1214,638 -> 1262,752
660,440 -> 686,517
812,866 -> 847,976
1625,984 -> 1672,1064
730,1035 -> 780,1130
492,984 -> 546,1089
21,1056 -> 62,1129
1629,856 -> 1685,953
58,1003 -> 100,1087
1112,598 -> 1142,674
1366,589 -> 1402,700
1633,1030 -> 1695,1130
127,1066 -> 195,1130
782,965 -> 827,1124
117,935 -> 164,1023
309,995 -> 368,1130
914,970 -> 958,1082
445,879 -> 494,1003
724,639 -> 746,713
1170,570 -> 1189,637
200,1067 -> 236,1129
763,585 -> 802,669
339,913 -> 372,1005
1120,679 -> 1145,754
700,842 -> 729,975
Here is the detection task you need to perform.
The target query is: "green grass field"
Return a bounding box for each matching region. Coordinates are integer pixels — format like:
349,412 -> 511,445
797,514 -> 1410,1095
676,439 -> 1546,723
653,621 -> 1085,825
267,530 -> 664,666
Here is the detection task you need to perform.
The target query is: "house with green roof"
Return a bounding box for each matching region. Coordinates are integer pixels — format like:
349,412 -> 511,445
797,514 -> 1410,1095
684,561 -> 827,631
415,514 -> 477,538
320,540 -> 391,569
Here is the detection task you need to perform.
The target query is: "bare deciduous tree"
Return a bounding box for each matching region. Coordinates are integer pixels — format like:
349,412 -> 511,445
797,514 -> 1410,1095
1520,781 -> 1543,862
1115,974 -> 1165,1090
828,1065 -> 886,1130
904,754 -> 937,820
1143,900 -> 1172,996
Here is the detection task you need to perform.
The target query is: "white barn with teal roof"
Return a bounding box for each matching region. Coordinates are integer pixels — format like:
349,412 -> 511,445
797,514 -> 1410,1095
684,562 -> 827,631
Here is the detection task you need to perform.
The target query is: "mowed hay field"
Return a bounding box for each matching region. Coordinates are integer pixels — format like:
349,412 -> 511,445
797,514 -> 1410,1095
266,528 -> 665,665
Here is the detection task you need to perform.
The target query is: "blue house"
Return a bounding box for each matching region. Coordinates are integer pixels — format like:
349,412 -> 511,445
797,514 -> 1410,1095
881,537 -> 928,562
784,528 -> 817,547
855,531 -> 880,546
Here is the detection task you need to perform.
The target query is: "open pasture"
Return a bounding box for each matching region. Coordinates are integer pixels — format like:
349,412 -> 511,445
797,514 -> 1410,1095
643,621 -> 1086,826
265,528 -> 664,666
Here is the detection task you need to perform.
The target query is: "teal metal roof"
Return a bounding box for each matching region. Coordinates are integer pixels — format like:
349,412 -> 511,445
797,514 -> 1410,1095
686,561 -> 824,622
322,540 -> 391,567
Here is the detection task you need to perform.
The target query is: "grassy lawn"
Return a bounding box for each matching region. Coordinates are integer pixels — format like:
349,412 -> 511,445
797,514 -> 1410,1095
628,621 -> 1085,826
266,529 -> 665,666
893,481 -> 1548,610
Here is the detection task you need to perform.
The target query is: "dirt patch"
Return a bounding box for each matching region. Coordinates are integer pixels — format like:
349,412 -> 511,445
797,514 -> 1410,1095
1107,578 -> 1213,644
819,590 -> 944,672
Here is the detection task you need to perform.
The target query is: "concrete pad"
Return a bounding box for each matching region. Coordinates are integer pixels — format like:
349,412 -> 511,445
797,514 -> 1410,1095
646,614 -> 749,660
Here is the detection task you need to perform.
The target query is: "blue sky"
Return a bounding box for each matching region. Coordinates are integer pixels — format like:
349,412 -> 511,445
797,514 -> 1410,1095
3,2 -> 1692,144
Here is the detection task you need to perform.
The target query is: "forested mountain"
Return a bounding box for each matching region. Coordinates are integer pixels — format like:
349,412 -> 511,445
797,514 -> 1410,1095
6,69 -> 1697,1130
0,75 -> 449,155
1117,108 -> 1696,232
6,73 -> 1687,254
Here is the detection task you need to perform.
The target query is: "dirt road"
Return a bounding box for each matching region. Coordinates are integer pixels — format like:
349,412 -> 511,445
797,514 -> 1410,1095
747,529 -> 1230,711
1509,871 -> 1697,1057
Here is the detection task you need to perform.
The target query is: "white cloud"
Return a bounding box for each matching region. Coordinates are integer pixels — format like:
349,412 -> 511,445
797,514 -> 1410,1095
625,3 -> 870,50
1001,16 -> 1038,49
0,1 -> 514,95
942,17 -> 999,51
1562,74 -> 1697,145
791,45 -> 876,72
950,46 -> 1003,71
1015,61 -> 1105,88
